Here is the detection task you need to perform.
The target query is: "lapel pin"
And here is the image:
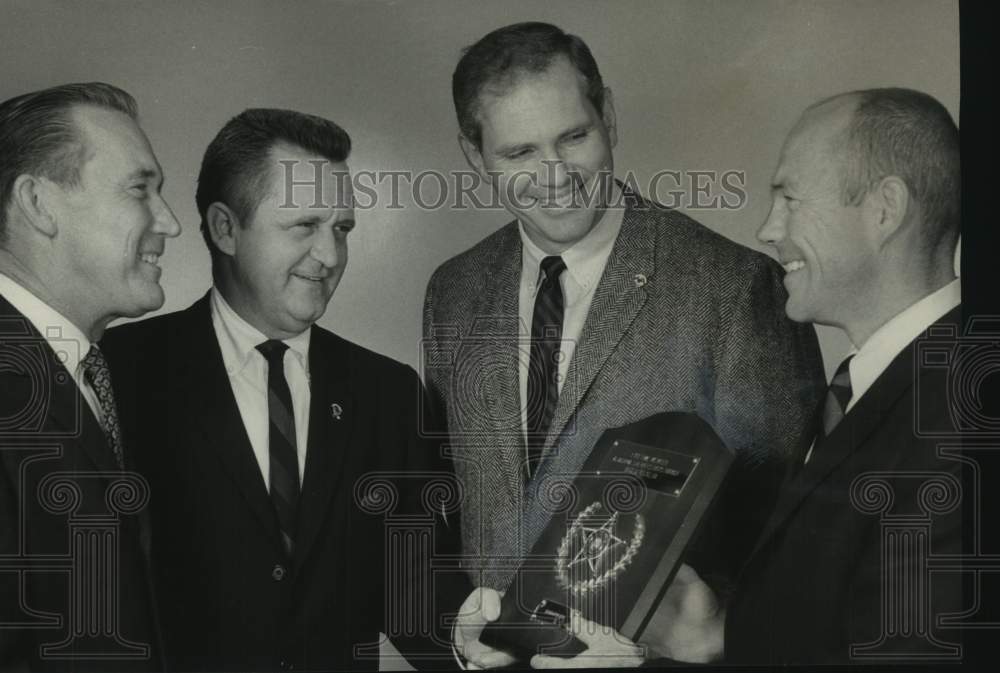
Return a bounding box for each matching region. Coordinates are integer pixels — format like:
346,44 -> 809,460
634,273 -> 648,288
330,403 -> 343,420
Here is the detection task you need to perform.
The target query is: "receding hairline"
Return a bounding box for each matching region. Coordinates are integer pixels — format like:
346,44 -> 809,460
65,103 -> 159,181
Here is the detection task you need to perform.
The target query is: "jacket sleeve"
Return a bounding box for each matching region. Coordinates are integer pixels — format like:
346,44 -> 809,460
690,255 -> 827,597
383,365 -> 470,670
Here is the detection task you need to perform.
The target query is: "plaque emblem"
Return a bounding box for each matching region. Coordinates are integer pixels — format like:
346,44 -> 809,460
555,502 -> 645,594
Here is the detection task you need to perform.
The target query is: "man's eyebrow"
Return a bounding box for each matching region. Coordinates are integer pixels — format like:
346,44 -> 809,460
286,215 -> 322,226
493,141 -> 533,156
559,124 -> 592,138
127,168 -> 161,184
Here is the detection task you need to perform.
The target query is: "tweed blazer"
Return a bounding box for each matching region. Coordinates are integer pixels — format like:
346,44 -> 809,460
422,193 -> 827,591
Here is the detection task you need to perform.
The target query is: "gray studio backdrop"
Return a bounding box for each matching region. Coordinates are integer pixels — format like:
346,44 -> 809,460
1,0 -> 959,378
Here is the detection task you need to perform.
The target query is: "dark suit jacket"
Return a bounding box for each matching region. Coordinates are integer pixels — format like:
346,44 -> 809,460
102,294 -> 466,672
422,192 -> 827,593
1,294 -> 161,672
726,305 -> 966,664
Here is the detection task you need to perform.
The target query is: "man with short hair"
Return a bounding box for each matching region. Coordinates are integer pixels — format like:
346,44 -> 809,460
103,109 -> 460,670
422,22 -> 826,666
656,88 -> 965,665
0,82 -> 180,671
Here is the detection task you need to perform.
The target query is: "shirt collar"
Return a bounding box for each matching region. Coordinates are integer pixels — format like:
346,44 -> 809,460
846,278 -> 961,410
0,272 -> 91,378
518,181 -> 625,293
210,286 -> 311,377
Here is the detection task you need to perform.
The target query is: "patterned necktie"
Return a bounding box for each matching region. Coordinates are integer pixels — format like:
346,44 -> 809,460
526,255 -> 567,478
256,340 -> 300,557
818,354 -> 855,443
81,344 -> 125,470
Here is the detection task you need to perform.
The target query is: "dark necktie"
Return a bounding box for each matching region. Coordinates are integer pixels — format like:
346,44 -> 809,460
817,354 -> 855,445
526,255 -> 567,478
256,340 -> 300,557
81,344 -> 125,470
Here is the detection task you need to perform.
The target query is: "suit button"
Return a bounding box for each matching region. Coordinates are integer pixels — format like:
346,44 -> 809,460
272,564 -> 286,581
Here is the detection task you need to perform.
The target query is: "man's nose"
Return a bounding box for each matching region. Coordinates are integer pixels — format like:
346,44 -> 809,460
310,226 -> 341,268
537,157 -> 573,190
154,195 -> 181,238
757,202 -> 786,245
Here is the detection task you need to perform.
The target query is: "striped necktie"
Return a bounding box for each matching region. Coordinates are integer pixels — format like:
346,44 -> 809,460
81,344 -> 125,470
819,354 -> 855,443
256,340 -> 300,557
526,255 -> 567,478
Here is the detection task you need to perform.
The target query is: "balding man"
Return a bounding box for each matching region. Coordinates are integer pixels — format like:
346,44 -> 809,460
655,88 -> 965,665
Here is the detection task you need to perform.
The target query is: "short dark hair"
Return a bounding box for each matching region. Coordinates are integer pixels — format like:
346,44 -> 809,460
0,82 -> 137,238
195,108 -> 352,262
452,22 -> 605,150
835,88 -> 960,247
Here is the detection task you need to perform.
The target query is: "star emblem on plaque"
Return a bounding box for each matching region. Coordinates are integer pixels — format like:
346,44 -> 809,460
556,502 -> 645,594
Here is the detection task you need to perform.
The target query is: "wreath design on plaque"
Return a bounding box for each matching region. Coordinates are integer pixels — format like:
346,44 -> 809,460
555,502 -> 645,595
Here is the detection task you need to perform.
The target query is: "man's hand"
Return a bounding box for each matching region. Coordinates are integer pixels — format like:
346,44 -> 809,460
453,586 -> 517,669
530,610 -> 644,668
640,563 -> 725,663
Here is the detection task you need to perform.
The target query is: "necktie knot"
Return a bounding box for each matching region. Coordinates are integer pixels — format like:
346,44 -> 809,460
256,339 -> 289,366
829,354 -> 855,409
821,353 -> 855,439
81,343 -> 109,380
539,256 -> 567,287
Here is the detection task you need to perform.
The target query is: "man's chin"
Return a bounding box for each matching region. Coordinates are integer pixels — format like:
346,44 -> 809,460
287,303 -> 329,331
119,287 -> 166,319
524,213 -> 601,251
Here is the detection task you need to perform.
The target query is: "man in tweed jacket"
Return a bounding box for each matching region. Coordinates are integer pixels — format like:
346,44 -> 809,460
423,22 -> 825,665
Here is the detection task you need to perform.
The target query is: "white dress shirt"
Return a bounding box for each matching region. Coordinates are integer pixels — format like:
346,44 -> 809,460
517,182 -> 626,440
0,272 -> 103,426
210,287 -> 311,488
804,278 -> 961,464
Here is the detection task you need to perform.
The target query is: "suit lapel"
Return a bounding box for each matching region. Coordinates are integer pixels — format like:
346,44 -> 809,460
544,199 -> 653,450
476,225 -> 529,498
747,305 -> 962,561
293,328 -> 355,571
175,295 -> 282,547
0,295 -> 117,472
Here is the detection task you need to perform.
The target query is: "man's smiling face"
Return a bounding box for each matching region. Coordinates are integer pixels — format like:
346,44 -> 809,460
224,142 -> 354,339
463,56 -> 617,255
757,103 -> 881,331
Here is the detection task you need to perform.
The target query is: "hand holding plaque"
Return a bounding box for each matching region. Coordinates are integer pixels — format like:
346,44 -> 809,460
479,411 -> 733,659
453,587 -> 517,669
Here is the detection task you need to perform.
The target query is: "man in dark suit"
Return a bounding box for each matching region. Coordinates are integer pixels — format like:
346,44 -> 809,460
421,22 -> 826,666
0,82 -> 181,671
102,109 -> 462,671
654,88 -> 966,665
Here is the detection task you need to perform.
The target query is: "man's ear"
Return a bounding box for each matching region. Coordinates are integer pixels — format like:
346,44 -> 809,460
602,87 -> 618,148
871,175 -> 910,246
205,202 -> 240,257
458,134 -> 487,177
10,174 -> 59,237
